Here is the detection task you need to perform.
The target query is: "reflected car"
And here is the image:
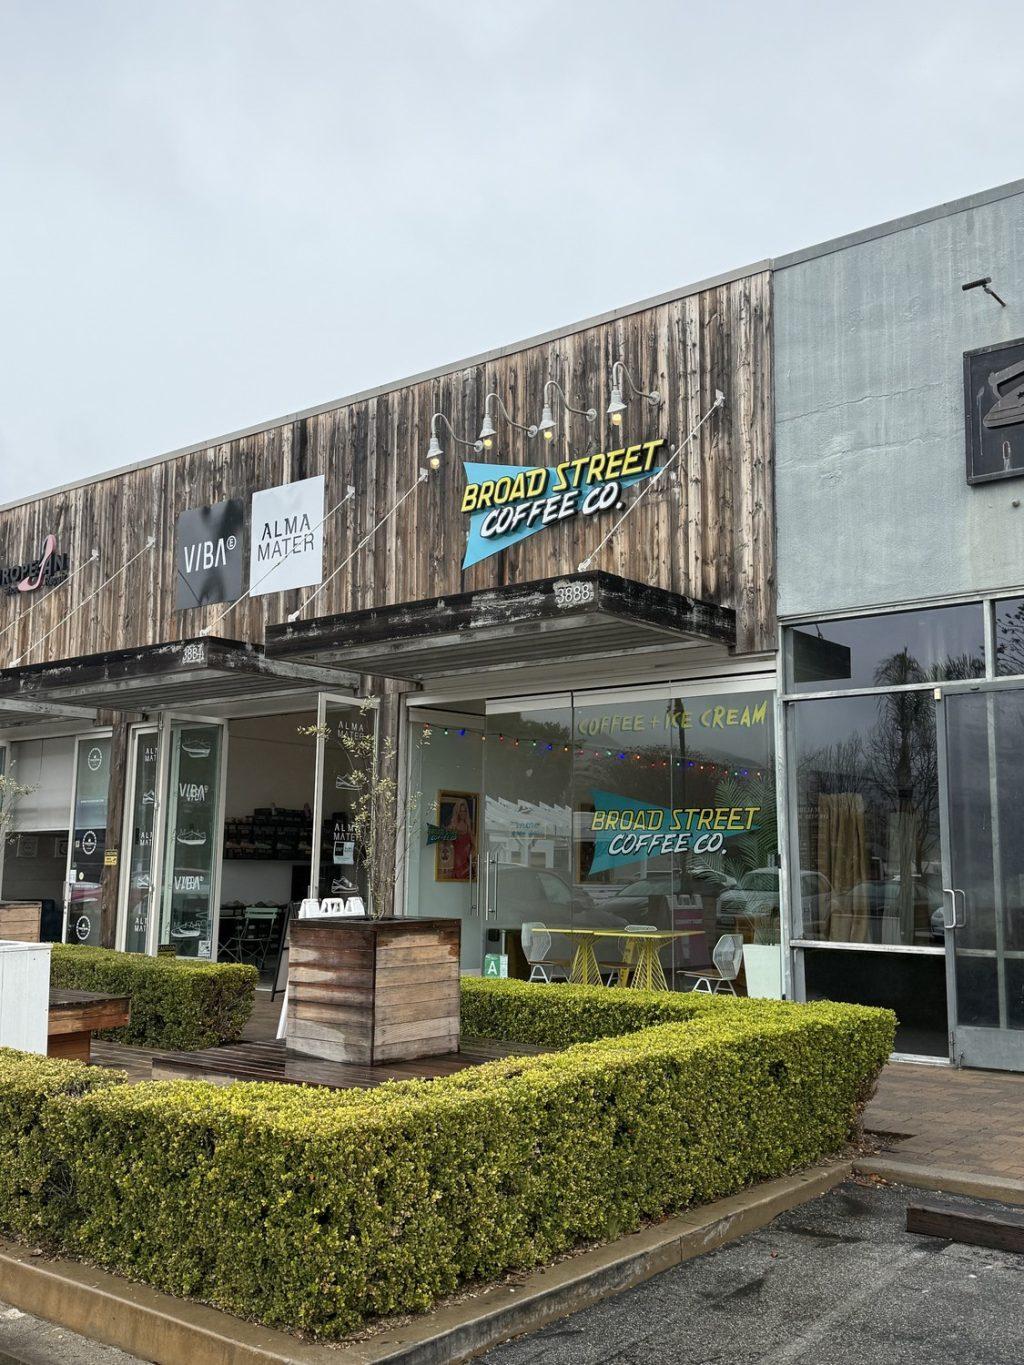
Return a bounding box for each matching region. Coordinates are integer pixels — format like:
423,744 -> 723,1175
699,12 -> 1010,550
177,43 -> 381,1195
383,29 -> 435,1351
716,870 -> 830,929
600,867 -> 736,927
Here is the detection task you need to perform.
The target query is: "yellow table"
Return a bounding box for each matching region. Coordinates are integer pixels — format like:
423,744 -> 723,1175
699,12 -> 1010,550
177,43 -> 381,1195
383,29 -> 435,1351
547,928 -> 699,992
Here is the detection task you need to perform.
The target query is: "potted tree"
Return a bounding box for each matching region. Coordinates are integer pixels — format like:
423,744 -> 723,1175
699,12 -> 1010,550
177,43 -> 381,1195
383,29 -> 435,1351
288,707 -> 459,1066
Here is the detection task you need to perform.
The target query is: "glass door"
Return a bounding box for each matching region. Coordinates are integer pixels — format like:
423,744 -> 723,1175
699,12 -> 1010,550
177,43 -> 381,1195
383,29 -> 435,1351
157,719 -> 225,958
65,735 -> 112,946
938,686 -> 1024,1070
481,696 -> 574,976
118,725 -> 160,954
404,709 -> 484,971
311,695 -> 376,908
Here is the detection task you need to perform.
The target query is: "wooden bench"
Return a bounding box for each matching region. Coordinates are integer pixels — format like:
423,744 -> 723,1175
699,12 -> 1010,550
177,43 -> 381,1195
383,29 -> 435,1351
47,990 -> 131,1063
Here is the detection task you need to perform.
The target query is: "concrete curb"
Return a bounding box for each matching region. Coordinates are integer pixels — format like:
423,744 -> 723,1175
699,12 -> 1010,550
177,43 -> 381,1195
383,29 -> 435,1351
854,1158 -> 1024,1207
0,1161 -> 850,1365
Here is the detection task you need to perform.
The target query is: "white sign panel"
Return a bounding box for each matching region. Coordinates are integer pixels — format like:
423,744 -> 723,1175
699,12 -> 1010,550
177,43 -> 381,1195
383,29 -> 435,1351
249,475 -> 325,597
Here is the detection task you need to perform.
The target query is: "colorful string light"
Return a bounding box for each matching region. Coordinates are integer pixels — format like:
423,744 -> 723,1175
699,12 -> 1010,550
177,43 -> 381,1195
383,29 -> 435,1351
417,723 -> 763,779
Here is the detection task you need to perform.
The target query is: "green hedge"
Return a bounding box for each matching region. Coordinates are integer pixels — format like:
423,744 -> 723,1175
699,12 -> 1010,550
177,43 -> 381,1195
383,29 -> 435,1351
50,946 -> 258,1050
0,1049 -> 125,1242
0,995 -> 894,1337
460,976 -> 784,1046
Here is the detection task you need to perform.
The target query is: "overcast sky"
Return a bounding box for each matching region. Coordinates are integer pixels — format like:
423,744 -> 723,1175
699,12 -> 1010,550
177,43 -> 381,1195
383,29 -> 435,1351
1,0 -> 1021,506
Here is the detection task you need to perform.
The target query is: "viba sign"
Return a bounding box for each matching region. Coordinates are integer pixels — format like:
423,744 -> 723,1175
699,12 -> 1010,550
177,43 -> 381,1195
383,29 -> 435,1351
174,498 -> 246,609
460,440 -> 664,569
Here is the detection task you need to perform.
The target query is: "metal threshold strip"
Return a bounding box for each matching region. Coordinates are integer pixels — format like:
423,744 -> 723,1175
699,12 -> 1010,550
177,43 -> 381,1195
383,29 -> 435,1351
265,572 -> 736,683
0,636 -> 359,725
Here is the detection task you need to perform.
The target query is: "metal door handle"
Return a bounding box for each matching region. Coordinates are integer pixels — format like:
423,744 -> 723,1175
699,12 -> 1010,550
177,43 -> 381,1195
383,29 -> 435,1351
942,888 -> 966,929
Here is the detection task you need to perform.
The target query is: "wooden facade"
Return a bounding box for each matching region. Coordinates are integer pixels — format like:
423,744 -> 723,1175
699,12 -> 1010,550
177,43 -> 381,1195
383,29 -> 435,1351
0,269 -> 775,665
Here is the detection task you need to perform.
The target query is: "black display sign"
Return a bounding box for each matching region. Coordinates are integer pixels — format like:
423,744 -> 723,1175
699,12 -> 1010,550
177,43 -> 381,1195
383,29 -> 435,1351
965,337 -> 1024,485
174,498 -> 246,609
0,533 -> 69,596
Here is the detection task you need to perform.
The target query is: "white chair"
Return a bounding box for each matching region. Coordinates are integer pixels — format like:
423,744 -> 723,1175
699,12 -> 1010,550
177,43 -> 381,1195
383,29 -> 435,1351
684,933 -> 744,994
521,922 -> 569,983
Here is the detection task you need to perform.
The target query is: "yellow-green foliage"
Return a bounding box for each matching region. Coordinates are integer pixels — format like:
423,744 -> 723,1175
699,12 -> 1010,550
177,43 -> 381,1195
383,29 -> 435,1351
460,975 -> 784,1045
0,1049 -> 126,1241
0,989 -> 893,1338
50,945 -> 257,1050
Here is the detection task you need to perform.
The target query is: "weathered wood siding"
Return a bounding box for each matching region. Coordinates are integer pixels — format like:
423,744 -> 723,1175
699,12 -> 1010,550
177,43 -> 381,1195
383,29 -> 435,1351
0,272 -> 774,661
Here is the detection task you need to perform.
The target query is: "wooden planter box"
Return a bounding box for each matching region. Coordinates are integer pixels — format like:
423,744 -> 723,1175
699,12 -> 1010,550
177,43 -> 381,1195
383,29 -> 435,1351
286,917 -> 461,1066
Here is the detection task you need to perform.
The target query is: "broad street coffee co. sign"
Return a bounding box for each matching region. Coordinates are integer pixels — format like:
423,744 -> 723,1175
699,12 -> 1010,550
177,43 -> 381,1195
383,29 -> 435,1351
0,533 -> 69,596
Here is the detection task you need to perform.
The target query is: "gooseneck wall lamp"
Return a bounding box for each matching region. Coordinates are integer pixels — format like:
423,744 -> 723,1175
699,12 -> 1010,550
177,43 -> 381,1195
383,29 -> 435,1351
536,379 -> 597,443
478,392 -> 538,449
426,411 -> 478,469
607,360 -> 661,427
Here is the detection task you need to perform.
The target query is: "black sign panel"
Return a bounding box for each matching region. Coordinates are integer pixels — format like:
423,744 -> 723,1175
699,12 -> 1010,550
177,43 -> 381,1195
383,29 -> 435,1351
175,498 -> 246,609
965,337 -> 1024,484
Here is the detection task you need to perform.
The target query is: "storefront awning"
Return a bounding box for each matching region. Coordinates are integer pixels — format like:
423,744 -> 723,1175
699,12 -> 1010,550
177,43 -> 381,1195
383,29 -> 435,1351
265,572 -> 736,683
0,637 -> 358,724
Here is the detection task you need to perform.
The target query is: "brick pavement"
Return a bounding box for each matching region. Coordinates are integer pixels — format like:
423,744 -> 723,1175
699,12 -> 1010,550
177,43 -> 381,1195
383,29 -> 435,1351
864,1061 -> 1024,1182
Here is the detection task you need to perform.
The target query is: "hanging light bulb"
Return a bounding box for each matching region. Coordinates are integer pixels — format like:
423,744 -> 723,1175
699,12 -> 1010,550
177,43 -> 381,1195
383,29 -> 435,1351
426,432 -> 443,470
607,382 -> 626,426
607,360 -> 659,430
537,402 -> 556,441
477,410 -> 497,450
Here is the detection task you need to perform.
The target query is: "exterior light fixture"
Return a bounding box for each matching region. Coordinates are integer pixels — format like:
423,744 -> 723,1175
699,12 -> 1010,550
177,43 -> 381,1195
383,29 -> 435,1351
476,392 -> 538,452
536,379 -> 597,444
607,360 -> 661,427
427,411 -> 479,468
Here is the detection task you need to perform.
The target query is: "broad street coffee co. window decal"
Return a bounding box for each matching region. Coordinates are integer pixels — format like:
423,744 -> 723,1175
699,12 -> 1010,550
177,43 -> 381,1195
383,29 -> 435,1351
174,498 -> 246,609
460,440 -> 664,569
0,533 -> 69,595
965,336 -> 1024,484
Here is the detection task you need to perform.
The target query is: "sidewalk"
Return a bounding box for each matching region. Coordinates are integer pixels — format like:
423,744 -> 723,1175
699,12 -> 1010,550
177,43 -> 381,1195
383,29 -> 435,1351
863,1061 -> 1024,1189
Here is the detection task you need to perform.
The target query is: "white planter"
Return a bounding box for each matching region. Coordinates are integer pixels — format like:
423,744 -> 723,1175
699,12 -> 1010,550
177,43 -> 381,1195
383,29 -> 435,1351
742,943 -> 783,1000
0,940 -> 52,1054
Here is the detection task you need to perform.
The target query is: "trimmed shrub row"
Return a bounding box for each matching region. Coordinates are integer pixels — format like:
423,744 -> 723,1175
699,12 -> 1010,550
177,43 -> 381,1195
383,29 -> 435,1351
50,945 -> 258,1050
460,975 -> 781,1046
0,993 -> 894,1337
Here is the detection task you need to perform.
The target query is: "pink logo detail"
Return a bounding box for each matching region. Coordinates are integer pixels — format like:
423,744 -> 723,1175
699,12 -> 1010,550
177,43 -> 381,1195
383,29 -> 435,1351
17,534 -> 58,592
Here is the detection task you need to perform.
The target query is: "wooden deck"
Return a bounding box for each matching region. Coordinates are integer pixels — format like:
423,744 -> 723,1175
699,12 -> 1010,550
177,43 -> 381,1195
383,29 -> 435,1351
90,990 -> 542,1089
149,1035 -> 542,1089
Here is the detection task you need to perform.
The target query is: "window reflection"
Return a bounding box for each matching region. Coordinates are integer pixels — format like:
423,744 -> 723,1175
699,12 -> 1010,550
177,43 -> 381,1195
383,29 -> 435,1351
995,597 -> 1024,677
788,605 -> 984,693
792,686 -> 943,947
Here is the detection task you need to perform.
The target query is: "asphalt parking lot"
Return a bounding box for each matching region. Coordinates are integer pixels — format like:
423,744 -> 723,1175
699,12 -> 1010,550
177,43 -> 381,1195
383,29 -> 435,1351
483,1180 -> 1024,1365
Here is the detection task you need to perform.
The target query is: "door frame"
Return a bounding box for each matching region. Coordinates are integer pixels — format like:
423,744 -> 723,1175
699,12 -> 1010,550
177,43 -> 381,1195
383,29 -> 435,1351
936,680 -> 1024,1070
63,729 -> 114,945
311,693 -> 377,909
115,721 -> 161,953
147,712 -> 228,960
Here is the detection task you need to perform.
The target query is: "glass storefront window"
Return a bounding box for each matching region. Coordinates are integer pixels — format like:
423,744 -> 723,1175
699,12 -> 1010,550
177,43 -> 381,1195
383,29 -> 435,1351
159,722 -> 223,958
791,694 -> 942,947
404,685 -> 779,988
123,729 -> 158,954
787,605 -> 985,694
67,737 -> 112,946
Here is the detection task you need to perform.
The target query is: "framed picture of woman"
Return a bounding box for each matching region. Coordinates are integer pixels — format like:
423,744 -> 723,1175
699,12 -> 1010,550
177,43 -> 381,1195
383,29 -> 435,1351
434,790 -> 478,882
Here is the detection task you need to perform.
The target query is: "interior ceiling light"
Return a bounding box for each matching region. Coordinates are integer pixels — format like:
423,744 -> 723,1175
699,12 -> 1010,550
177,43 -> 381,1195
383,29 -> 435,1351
607,360 -> 661,427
